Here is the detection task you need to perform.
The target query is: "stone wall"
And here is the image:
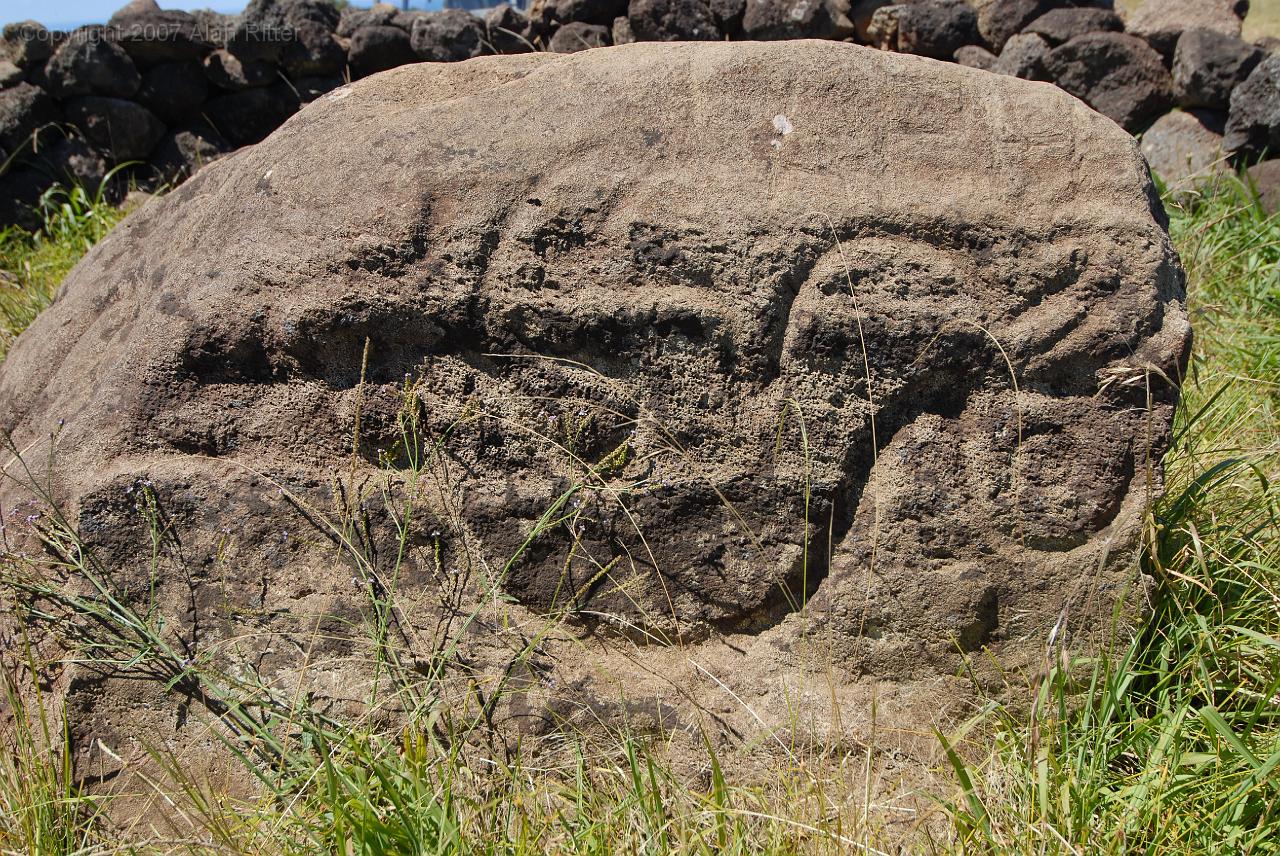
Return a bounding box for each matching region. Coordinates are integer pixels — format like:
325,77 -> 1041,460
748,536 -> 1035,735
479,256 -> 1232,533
0,0 -> 1274,228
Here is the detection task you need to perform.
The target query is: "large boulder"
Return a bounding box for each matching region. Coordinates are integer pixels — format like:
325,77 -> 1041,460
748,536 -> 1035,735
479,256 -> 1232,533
107,6 -> 214,67
136,61 -> 208,125
0,81 -> 59,154
228,0 -> 344,77
1140,108 -> 1229,192
0,61 -> 22,88
202,82 -> 299,145
1125,0 -> 1247,59
970,0 -> 1052,52
548,21 -> 612,51
0,42 -> 1189,770
742,0 -> 854,40
1,21 -> 54,68
44,30 -> 142,99
347,25 -> 418,77
628,0 -> 723,40
1224,53 -> 1280,155
336,2 -> 399,38
866,0 -> 980,60
1044,32 -> 1175,131
203,49 -> 276,90
486,4 -> 533,53
528,0 -> 630,32
149,118 -> 231,185
1024,7 -> 1123,46
1173,28 -> 1264,111
64,95 -> 166,160
410,10 -> 487,62
994,31 -> 1051,79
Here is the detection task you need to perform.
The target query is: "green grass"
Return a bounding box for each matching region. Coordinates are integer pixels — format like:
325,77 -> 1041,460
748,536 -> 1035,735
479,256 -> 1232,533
0,174 -> 1278,854
0,182 -> 125,360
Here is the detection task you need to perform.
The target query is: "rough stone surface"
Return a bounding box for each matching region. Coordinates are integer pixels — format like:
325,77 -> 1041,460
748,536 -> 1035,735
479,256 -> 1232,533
64,95 -> 165,160
410,10 -> 487,62
628,0 -> 722,41
1246,157 -> 1280,212
203,82 -> 298,145
971,0 -> 1052,52
1224,53 -> 1280,155
1024,8 -> 1123,45
1140,108 -> 1229,191
1045,32 -> 1175,130
149,118 -> 231,184
955,44 -> 997,70
108,8 -> 214,67
0,43 -> 1189,773
1173,28 -> 1264,111
486,4 -> 533,53
1125,0 -> 1245,59
45,31 -> 142,99
528,0 -> 630,36
867,0 -> 980,60
0,60 -> 21,87
0,81 -> 60,153
549,20 -> 612,51
1,20 -> 54,68
203,49 -> 276,90
742,0 -> 854,40
136,61 -> 208,125
995,32 -> 1051,79
229,0 -> 343,76
348,25 -> 418,77
336,2 -> 398,38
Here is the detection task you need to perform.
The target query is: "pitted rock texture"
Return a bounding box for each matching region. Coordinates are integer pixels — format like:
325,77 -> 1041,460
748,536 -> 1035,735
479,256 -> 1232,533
0,42 -> 1189,756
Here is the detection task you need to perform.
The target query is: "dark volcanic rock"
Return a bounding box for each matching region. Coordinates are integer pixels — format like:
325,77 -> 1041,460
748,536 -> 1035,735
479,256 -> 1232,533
229,0 -> 343,76
1045,32 -> 1175,131
1024,8 -> 1122,45
710,0 -> 747,36
204,49 -> 276,90
1140,108 -> 1228,191
995,32 -> 1051,79
136,61 -> 208,124
0,46 -> 1190,778
548,21 -> 612,51
628,0 -> 723,40
1,21 -> 54,68
866,0 -> 978,59
107,7 -> 214,67
336,3 -> 398,38
528,0 -> 630,34
1173,28 -> 1264,110
0,82 -> 59,153
971,0 -> 1052,52
64,95 -> 165,160
410,10 -> 487,62
486,5 -> 533,53
742,0 -> 853,40
348,25 -> 417,77
45,31 -> 142,99
955,44 -> 998,70
203,83 -> 299,146
1126,0 -> 1246,60
0,61 -> 22,88
149,118 -> 231,184
1224,54 -> 1280,156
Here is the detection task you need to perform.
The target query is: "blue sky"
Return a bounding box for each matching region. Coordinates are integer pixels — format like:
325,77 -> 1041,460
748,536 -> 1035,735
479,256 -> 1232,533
1,1 -> 243,29
0,1 -> 440,30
